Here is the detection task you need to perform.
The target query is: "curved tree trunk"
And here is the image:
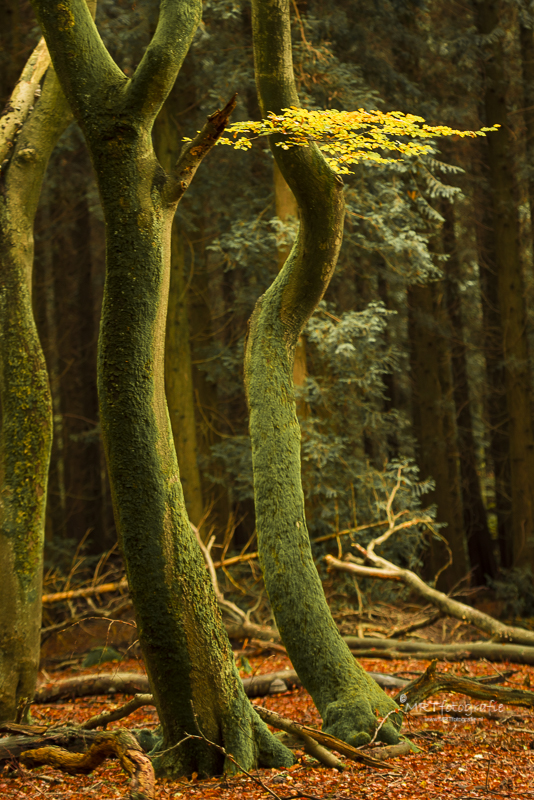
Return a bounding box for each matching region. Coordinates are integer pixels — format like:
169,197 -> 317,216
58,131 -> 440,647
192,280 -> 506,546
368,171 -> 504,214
31,0 -> 293,778
245,0 -> 401,747
0,43 -> 72,723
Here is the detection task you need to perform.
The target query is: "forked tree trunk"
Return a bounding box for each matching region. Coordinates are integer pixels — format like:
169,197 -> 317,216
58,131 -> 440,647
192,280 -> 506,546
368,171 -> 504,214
0,43 -> 71,722
245,0 -> 401,747
31,0 -> 293,778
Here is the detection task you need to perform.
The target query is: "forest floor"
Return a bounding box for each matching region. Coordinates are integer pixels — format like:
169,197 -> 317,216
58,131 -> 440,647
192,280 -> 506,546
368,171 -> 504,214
2,648 -> 534,800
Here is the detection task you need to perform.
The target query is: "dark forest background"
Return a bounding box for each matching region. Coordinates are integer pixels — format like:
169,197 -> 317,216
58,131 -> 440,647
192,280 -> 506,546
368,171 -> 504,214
3,0 -> 534,607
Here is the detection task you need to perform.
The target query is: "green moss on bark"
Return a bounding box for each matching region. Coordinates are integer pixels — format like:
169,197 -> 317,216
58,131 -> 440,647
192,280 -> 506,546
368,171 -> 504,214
31,0 -> 294,775
0,64 -> 70,723
245,0 -> 401,746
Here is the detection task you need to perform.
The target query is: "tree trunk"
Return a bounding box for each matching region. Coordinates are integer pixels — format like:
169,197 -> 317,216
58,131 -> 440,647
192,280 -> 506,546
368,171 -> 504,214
273,162 -> 308,420
519,12 -> 534,239
32,0 -> 293,777
153,100 -> 204,528
474,0 -> 534,570
408,282 -> 469,588
245,0 -> 401,748
0,46 -> 71,723
442,203 -> 497,583
475,182 -> 513,567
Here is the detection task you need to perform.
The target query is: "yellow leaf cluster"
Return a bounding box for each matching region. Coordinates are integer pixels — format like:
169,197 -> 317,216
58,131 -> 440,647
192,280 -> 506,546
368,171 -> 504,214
215,107 -> 498,173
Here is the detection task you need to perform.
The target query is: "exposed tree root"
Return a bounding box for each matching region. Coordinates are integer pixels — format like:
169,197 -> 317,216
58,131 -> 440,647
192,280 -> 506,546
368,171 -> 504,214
19,728 -> 154,799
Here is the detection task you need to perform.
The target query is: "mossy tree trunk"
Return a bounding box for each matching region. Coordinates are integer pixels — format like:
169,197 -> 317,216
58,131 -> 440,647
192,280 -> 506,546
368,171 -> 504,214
273,162 -> 308,420
31,0 -> 293,777
0,42 -> 71,723
245,0 -> 401,747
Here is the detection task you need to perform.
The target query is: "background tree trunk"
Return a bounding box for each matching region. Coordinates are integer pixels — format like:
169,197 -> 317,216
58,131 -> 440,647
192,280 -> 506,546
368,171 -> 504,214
475,0 -> 534,570
408,282 -> 469,588
0,47 -> 71,723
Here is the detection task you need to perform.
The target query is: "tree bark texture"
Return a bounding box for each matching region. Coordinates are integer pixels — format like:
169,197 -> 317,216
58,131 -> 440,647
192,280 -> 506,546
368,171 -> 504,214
246,0 -> 401,747
153,98 -> 204,528
475,0 -> 534,570
31,0 -> 293,778
408,282 -> 469,589
442,203 -> 497,583
0,44 -> 71,723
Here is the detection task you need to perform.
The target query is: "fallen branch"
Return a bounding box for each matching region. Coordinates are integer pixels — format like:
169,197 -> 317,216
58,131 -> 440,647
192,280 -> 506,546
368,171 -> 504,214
34,668 -> 407,706
34,672 -> 150,703
19,728 -> 154,800
0,724 -> 135,761
42,578 -> 128,605
252,706 -> 394,769
327,553 -> 534,646
81,694 -> 154,730
396,659 -> 534,711
344,637 -> 534,664
251,706 -> 343,770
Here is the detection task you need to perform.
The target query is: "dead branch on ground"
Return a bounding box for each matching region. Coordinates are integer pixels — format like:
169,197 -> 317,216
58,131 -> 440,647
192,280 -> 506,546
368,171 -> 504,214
81,694 -> 154,730
33,668 -> 410,706
326,481 -> 534,645
19,728 -> 154,799
344,637 -> 534,664
250,706 -> 343,769
396,659 -> 534,711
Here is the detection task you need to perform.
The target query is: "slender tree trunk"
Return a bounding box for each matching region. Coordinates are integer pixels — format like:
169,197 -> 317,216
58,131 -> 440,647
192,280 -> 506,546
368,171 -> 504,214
32,0 -> 293,776
246,0 -> 401,747
519,13 -> 534,235
475,182 -> 513,568
442,203 -> 497,583
154,100 -> 204,528
49,148 -> 105,552
273,161 -> 308,419
408,283 -> 469,589
0,45 -> 71,723
475,0 -> 534,570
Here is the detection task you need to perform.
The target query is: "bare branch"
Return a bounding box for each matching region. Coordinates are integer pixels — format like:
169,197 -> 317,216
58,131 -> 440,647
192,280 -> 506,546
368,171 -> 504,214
326,552 -> 534,646
252,705 -> 343,770
81,693 -> 154,730
42,577 -> 128,605
164,95 -> 238,204
0,38 -> 50,165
